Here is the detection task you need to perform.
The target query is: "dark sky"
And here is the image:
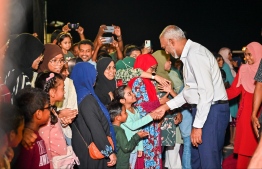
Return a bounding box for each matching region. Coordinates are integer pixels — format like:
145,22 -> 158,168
46,0 -> 262,52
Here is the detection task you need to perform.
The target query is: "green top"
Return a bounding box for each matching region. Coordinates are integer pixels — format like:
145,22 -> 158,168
64,51 -> 75,60
113,125 -> 141,169
121,109 -> 153,153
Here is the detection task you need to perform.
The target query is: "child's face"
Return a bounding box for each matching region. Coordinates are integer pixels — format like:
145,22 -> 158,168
9,121 -> 24,147
130,50 -> 141,59
73,45 -> 79,57
59,37 -> 72,51
52,79 -> 65,102
123,86 -> 136,103
50,79 -> 65,104
61,63 -> 70,77
119,106 -> 128,123
216,57 -> 224,68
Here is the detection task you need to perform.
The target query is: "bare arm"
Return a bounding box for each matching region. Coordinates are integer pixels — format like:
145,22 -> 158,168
251,81 -> 262,138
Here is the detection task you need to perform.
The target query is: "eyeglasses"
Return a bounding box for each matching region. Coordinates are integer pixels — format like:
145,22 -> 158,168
42,106 -> 51,111
49,59 -> 65,65
150,67 -> 157,72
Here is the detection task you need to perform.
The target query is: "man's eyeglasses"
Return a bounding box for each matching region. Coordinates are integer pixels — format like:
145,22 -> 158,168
49,59 -> 65,66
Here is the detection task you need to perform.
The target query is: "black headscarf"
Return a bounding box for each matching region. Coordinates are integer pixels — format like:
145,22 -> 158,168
95,57 -> 116,105
4,33 -> 44,80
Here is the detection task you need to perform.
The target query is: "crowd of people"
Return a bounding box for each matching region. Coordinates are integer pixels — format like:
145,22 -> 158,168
0,23 -> 262,169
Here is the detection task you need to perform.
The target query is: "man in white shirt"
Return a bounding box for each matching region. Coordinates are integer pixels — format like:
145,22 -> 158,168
153,25 -> 229,168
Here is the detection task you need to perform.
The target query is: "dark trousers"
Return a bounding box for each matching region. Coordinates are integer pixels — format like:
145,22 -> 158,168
191,103 -> 229,169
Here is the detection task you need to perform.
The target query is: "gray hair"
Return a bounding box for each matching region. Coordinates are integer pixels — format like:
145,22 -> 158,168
159,25 -> 186,40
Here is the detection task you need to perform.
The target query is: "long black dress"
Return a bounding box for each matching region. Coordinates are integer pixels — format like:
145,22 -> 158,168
72,95 -> 115,169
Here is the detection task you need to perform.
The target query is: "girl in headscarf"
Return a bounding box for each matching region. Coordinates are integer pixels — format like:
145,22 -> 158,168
153,50 -> 191,169
226,42 -> 262,168
219,47 -> 237,77
128,54 -> 165,169
70,62 -> 117,169
3,33 -> 44,101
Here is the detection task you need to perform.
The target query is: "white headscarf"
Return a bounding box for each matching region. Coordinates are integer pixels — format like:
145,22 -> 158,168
219,47 -> 236,77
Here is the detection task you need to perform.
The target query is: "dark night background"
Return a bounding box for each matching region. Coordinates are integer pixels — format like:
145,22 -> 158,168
10,0 -> 262,52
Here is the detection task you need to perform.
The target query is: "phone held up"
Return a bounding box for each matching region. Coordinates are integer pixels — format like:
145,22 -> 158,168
101,37 -> 113,44
68,23 -> 79,29
104,26 -> 114,33
145,40 -> 151,48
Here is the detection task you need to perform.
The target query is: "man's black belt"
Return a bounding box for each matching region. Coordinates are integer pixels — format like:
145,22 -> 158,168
190,100 -> 228,108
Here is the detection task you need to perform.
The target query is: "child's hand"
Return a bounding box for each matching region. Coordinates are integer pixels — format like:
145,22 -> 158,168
5,147 -> 14,162
137,131 -> 149,138
159,92 -> 169,105
21,128 -> 37,150
137,151 -> 143,157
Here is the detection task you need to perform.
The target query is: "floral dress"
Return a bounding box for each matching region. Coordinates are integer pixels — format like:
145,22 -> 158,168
132,78 -> 162,169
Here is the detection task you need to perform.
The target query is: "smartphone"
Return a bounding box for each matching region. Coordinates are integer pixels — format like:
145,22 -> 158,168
101,37 -> 113,44
68,23 -> 79,29
145,40 -> 151,48
104,26 -> 114,33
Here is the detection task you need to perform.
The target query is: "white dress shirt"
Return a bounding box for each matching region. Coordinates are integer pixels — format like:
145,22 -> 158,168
166,39 -> 227,128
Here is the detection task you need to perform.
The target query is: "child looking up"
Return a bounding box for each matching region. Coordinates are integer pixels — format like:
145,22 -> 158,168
15,88 -> 50,169
35,72 -> 79,169
107,103 -> 149,169
112,85 -> 164,169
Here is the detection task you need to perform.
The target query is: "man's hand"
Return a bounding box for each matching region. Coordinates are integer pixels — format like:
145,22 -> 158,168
191,128 -> 202,147
252,115 -> 260,138
151,103 -> 169,119
98,25 -> 106,36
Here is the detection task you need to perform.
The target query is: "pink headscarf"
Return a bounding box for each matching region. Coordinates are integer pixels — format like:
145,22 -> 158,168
218,47 -> 236,77
237,42 -> 262,93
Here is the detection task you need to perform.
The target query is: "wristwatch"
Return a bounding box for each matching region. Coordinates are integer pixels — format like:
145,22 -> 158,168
151,73 -> 156,80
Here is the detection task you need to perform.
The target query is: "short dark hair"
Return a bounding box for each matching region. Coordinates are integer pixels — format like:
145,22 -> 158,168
124,45 -> 141,57
51,29 -> 62,43
107,103 -> 123,122
78,39 -> 94,50
15,88 -> 48,124
0,103 -> 24,134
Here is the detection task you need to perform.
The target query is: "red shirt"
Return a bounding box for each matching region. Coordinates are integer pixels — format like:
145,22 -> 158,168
15,132 -> 50,169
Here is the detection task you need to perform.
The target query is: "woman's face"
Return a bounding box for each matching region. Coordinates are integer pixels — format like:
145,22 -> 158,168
146,64 -> 157,73
228,50 -> 233,61
104,61 -> 116,80
47,54 -> 64,73
244,48 -> 254,65
59,37 -> 72,51
216,57 -> 224,68
164,60 -> 171,71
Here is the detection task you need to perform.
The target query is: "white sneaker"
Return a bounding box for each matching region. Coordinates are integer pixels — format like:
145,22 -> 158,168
224,144 -> 234,149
